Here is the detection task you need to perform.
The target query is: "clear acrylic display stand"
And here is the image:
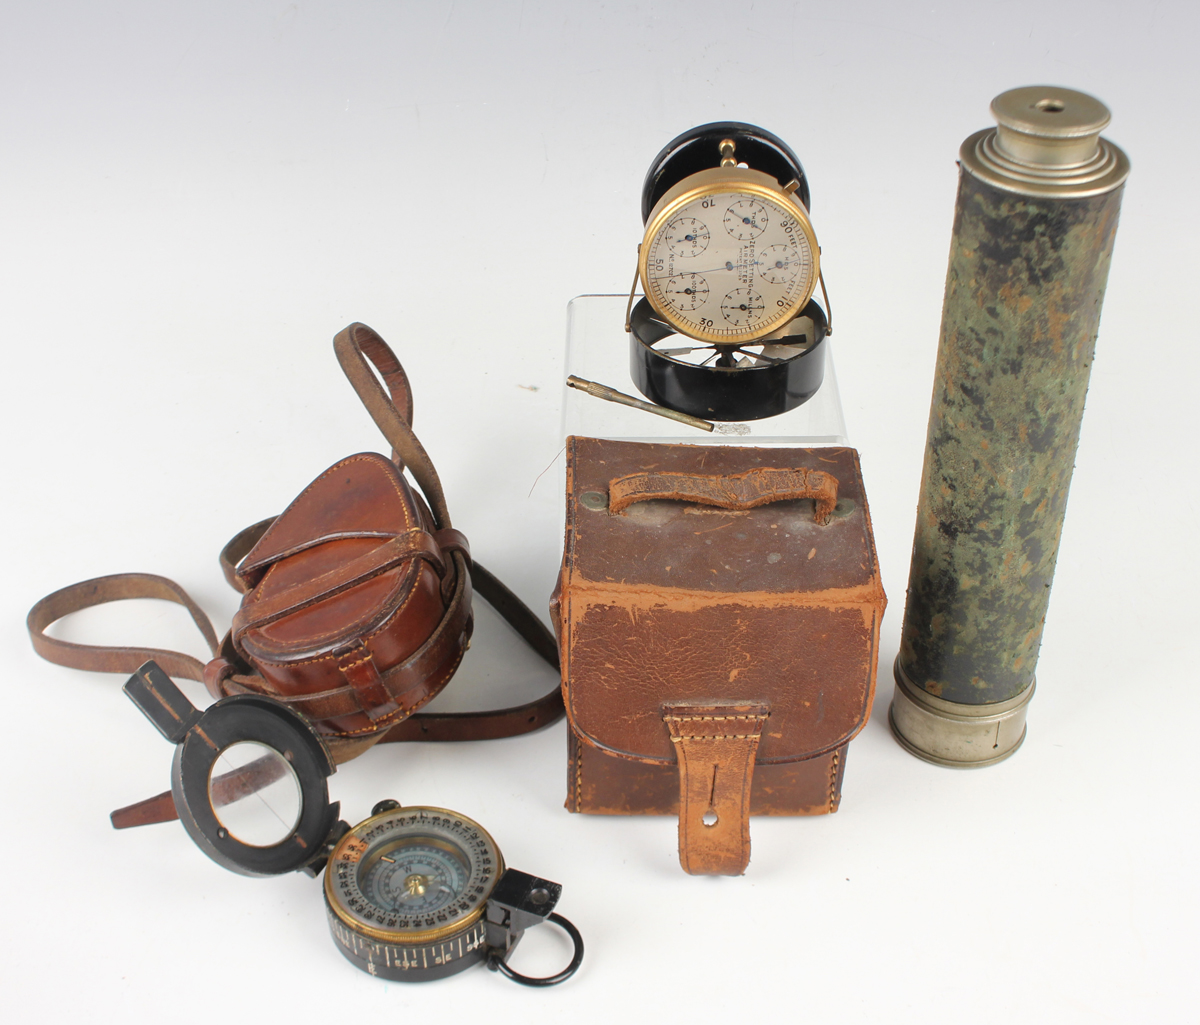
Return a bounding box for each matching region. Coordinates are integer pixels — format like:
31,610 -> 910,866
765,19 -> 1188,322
560,295 -> 848,446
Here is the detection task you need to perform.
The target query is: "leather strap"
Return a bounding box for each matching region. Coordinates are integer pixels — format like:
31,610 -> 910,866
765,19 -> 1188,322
235,527 -> 417,592
609,466 -> 839,523
379,562 -> 564,741
230,527 -> 463,636
663,701 -> 770,876
334,322 -> 452,530
103,558 -> 565,829
111,745 -> 292,829
354,325 -> 414,468
27,573 -> 219,683
219,517 -> 277,594
31,321 -> 565,825
28,558 -> 562,737
110,790 -> 184,829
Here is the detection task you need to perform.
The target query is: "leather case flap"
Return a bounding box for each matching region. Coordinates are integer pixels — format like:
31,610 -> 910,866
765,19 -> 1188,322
236,452 -> 439,662
559,437 -> 886,765
238,452 -> 418,584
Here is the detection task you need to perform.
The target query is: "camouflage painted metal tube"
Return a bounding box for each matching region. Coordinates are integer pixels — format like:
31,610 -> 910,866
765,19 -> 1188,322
890,87 -> 1130,767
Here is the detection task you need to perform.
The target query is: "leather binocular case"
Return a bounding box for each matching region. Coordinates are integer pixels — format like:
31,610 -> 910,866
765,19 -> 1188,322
551,438 -> 886,875
29,324 -> 563,800
209,448 -> 470,764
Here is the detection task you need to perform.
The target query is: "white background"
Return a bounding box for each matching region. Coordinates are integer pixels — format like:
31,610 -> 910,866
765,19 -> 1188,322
2,2 -> 1197,1022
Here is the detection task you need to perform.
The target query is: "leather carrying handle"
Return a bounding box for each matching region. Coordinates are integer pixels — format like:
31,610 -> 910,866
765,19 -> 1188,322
608,466 -> 839,524
334,322 -> 453,531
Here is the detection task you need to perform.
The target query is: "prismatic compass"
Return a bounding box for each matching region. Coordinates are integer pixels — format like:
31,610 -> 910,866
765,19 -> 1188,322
116,661 -> 583,986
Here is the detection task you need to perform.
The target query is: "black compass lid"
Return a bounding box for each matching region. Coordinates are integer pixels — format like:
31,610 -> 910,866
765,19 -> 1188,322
125,661 -> 342,878
640,121 -> 811,223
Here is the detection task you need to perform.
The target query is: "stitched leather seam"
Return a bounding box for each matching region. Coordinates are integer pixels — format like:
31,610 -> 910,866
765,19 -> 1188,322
337,653 -> 375,670
669,734 -> 762,741
827,748 -> 839,812
663,714 -> 768,723
573,735 -> 583,812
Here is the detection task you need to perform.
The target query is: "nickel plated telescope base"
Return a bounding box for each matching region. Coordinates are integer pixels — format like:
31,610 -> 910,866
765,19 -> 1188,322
888,658 -> 1034,769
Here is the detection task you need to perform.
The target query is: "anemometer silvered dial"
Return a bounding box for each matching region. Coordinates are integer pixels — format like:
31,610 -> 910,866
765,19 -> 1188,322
639,171 -> 819,345
626,122 -> 831,422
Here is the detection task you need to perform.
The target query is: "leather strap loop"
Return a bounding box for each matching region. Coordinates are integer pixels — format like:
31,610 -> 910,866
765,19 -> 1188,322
433,527 -> 471,603
433,528 -> 471,567
27,573 -> 219,682
663,701 -> 770,876
334,640 -> 399,723
219,517 -> 277,594
334,323 -> 452,530
202,657 -> 236,700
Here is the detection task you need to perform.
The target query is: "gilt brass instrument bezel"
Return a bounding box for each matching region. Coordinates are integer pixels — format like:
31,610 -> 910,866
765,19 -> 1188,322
638,166 -> 820,346
324,804 -> 506,945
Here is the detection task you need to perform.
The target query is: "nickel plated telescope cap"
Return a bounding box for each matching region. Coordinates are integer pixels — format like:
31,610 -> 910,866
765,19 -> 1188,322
960,84 -> 1130,198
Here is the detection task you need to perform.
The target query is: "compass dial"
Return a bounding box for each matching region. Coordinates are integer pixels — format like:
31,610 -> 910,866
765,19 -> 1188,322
324,805 -> 504,981
665,216 -> 710,258
640,175 -> 819,344
358,839 -> 468,915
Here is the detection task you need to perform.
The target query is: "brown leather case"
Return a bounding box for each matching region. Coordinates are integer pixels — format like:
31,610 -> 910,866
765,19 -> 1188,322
551,438 -> 886,875
213,450 -> 473,761
188,322 -> 477,763
28,323 -> 565,796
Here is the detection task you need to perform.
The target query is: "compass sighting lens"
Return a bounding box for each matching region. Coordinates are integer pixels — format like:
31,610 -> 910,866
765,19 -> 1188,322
207,741 -> 302,847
